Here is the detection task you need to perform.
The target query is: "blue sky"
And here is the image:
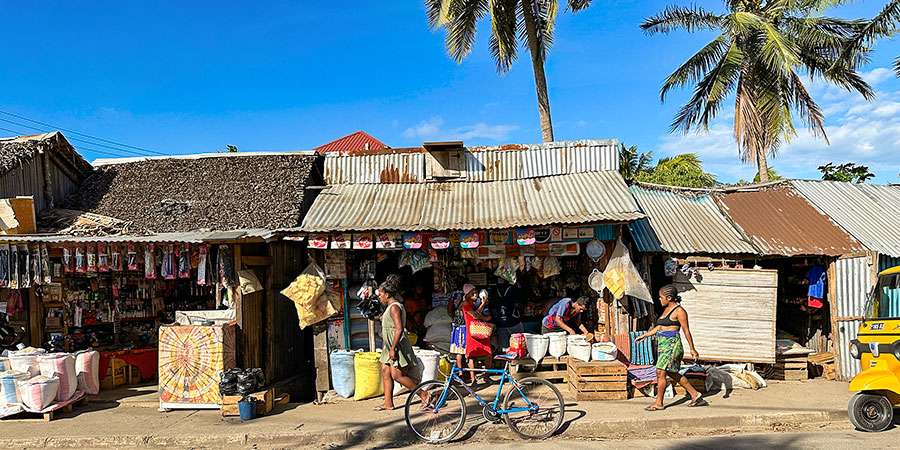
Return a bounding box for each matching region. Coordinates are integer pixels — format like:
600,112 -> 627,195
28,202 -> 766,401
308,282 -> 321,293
1,1 -> 899,183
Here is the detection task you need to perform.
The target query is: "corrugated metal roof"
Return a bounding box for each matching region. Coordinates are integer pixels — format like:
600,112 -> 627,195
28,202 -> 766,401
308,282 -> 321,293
324,152 -> 425,184
715,188 -> 864,256
792,181 -> 900,257
301,171 -> 642,232
628,185 -> 756,255
312,131 -> 388,153
324,139 -> 619,184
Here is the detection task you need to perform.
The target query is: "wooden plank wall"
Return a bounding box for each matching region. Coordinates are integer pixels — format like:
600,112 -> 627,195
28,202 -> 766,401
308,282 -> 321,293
674,269 -> 779,364
236,243 -> 266,370
264,241 -> 315,401
0,152 -> 82,213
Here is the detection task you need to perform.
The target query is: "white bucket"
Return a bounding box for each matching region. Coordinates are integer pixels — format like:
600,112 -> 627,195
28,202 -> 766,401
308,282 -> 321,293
569,341 -> 592,362
547,332 -> 567,358
525,334 -> 549,361
591,342 -> 618,362
415,349 -> 441,383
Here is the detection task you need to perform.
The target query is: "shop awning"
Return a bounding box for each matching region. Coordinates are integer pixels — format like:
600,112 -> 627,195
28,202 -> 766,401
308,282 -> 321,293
300,171 -> 642,232
0,229 -> 277,244
628,184 -> 756,255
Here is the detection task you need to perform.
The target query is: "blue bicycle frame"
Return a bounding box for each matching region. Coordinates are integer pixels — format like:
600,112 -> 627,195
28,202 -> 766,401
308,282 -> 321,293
431,362 -> 538,415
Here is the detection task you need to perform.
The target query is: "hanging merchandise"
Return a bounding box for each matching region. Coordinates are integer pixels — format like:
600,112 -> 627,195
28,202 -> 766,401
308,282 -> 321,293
218,245 -> 234,287
494,257 -> 518,284
542,256 -> 561,278
127,244 -> 138,271
177,244 -> 190,278
9,244 -> 19,289
398,250 -> 432,274
602,238 -> 652,303
40,245 -> 50,284
84,244 -> 96,273
144,244 -> 156,278
585,239 -> 606,262
98,243 -> 109,272
197,244 -> 209,285
0,243 -> 8,287
30,245 -> 41,286
19,244 -> 30,289
110,244 -> 122,271
162,244 -> 176,280
62,245 -> 72,273
663,258 -> 678,277
281,261 -> 336,328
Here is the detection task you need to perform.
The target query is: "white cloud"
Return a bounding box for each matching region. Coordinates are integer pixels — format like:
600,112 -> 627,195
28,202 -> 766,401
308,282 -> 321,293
573,120 -> 588,128
403,116 -> 519,142
653,67 -> 900,183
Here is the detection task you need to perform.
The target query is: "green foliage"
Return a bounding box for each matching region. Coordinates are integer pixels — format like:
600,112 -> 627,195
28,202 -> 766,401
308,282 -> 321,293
618,143 -> 653,181
633,152 -> 719,188
753,168 -> 783,183
818,162 -> 875,183
642,0 -> 874,181
841,0 -> 900,77
225,145 -> 238,153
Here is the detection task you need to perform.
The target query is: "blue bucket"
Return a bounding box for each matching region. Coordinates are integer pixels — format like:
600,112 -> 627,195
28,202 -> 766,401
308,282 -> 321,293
238,400 -> 257,420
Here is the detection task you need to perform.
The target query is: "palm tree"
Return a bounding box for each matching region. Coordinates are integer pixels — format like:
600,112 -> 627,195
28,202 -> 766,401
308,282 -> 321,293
641,1 -> 874,182
618,143 -> 653,181
840,1 -> 900,76
425,0 -> 594,142
637,153 -> 719,188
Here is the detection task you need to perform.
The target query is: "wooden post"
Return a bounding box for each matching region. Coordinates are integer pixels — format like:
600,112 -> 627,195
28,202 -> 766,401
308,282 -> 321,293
827,260 -> 842,381
313,321 -> 330,402
233,244 -> 244,367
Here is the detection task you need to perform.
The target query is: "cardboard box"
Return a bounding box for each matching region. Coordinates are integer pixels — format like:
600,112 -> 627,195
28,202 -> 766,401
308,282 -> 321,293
221,388 -> 274,417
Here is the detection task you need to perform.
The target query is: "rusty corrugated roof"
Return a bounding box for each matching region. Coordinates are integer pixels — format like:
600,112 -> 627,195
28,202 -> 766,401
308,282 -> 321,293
300,171 -> 642,232
715,188 -> 864,256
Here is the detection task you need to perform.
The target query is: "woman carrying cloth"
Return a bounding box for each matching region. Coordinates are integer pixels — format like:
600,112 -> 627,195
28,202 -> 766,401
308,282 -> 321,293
635,284 -> 707,410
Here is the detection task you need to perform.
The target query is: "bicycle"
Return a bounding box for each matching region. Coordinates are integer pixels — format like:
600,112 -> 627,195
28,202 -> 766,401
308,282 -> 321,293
404,354 -> 565,444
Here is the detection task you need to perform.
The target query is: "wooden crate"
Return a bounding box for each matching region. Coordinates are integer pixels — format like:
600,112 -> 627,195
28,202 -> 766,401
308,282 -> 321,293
100,358 -> 128,390
807,352 -> 836,380
566,359 -> 628,401
508,356 -> 569,381
772,354 -> 809,381
222,388 -> 274,417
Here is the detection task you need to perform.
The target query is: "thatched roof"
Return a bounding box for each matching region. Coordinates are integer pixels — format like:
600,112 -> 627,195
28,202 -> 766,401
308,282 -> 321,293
60,153 -> 320,233
0,132 -> 93,177
37,208 -> 146,236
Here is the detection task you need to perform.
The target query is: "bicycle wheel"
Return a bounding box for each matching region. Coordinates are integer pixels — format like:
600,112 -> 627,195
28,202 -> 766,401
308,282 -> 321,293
404,380 -> 467,444
503,377 -> 565,439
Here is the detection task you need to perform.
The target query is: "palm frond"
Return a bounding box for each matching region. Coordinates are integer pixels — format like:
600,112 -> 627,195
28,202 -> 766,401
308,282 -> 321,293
895,55 -> 900,77
660,33 -> 730,101
837,0 -> 900,70
518,0 -> 559,63
671,41 -> 743,133
489,0 -> 520,73
641,5 -> 723,35
566,0 -> 591,12
443,0 -> 490,63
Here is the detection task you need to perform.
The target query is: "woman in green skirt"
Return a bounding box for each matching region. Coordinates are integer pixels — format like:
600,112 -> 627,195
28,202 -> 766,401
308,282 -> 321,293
635,284 -> 707,410
375,274 -> 428,411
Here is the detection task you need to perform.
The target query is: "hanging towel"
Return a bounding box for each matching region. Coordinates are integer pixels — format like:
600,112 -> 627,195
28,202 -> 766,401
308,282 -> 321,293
629,331 -> 655,365
615,333 -> 632,363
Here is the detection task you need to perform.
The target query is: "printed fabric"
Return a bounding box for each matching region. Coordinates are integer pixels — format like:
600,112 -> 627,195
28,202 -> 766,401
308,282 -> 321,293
655,332 -> 684,373
463,302 -> 491,358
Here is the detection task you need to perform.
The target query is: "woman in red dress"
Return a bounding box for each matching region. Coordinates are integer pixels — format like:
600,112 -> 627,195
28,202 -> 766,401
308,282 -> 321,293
460,284 -> 493,384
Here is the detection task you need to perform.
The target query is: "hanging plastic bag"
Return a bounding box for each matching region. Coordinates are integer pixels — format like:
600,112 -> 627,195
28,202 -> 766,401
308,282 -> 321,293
144,243 -> 156,278
40,244 -> 51,284
19,244 -> 30,288
602,238 -> 652,302
0,243 -> 8,288
399,250 -> 432,274
197,244 -> 209,285
9,244 -> 19,289
282,261 -> 336,328
494,257 -> 517,284
542,256 -> 561,278
178,244 -> 191,278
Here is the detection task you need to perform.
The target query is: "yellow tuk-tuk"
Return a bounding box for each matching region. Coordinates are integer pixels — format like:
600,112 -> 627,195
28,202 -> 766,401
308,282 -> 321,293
848,265 -> 900,431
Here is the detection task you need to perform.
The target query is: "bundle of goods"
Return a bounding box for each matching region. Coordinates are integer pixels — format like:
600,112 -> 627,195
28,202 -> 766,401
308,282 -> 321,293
525,334 -> 549,361
547,332 -> 567,358
508,333 -> 527,358
219,368 -> 241,396
18,376 -> 60,411
353,352 -> 383,401
74,350 -> 100,395
237,368 -> 264,396
330,350 -> 358,399
415,349 -> 441,383
423,307 -> 452,352
0,370 -> 29,406
568,338 -> 592,363
0,356 -> 8,371
37,353 -> 77,402
281,262 -> 340,329
9,348 -> 46,378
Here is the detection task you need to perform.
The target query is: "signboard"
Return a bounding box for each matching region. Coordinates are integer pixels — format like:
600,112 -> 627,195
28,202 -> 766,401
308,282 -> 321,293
460,231 -> 484,249
324,251 -> 347,279
489,230 -> 511,245
429,235 -> 450,249
578,227 -> 594,239
534,229 -> 551,244
449,231 -> 461,247
352,233 -> 373,250
375,232 -> 402,249
403,233 -> 424,249
516,228 -> 536,245
550,227 -> 563,242
549,242 -> 580,257
330,233 -> 351,250
562,228 -> 579,240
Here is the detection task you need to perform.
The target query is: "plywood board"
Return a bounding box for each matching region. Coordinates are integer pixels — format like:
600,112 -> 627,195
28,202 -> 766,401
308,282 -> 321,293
674,269 -> 777,363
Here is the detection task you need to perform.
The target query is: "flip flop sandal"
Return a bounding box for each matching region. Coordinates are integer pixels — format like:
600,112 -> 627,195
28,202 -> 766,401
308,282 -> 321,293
373,405 -> 394,411
688,398 -> 709,407
644,405 -> 664,411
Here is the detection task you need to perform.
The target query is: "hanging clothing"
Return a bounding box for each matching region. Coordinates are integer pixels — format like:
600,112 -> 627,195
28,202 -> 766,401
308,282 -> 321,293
806,265 -> 826,309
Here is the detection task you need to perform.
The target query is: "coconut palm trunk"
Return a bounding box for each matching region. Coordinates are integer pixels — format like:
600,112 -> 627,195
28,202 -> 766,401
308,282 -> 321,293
521,0 -> 554,142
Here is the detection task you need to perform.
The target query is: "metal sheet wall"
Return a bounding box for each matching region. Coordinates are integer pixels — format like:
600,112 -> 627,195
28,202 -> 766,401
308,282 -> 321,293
324,153 -> 425,184
834,256 -> 871,380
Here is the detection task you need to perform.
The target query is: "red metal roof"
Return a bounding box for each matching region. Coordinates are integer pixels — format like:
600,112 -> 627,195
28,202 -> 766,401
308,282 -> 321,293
312,131 -> 388,153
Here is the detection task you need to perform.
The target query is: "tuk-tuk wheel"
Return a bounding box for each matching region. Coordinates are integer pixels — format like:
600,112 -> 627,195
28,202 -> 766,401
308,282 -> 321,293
848,393 -> 894,432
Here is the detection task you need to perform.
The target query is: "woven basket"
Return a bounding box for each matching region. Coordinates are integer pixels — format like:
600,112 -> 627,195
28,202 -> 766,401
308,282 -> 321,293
469,321 -> 494,339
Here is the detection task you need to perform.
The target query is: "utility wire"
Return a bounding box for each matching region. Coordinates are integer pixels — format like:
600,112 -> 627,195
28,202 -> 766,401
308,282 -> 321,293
0,125 -> 131,158
0,117 -> 143,158
0,109 -> 168,156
